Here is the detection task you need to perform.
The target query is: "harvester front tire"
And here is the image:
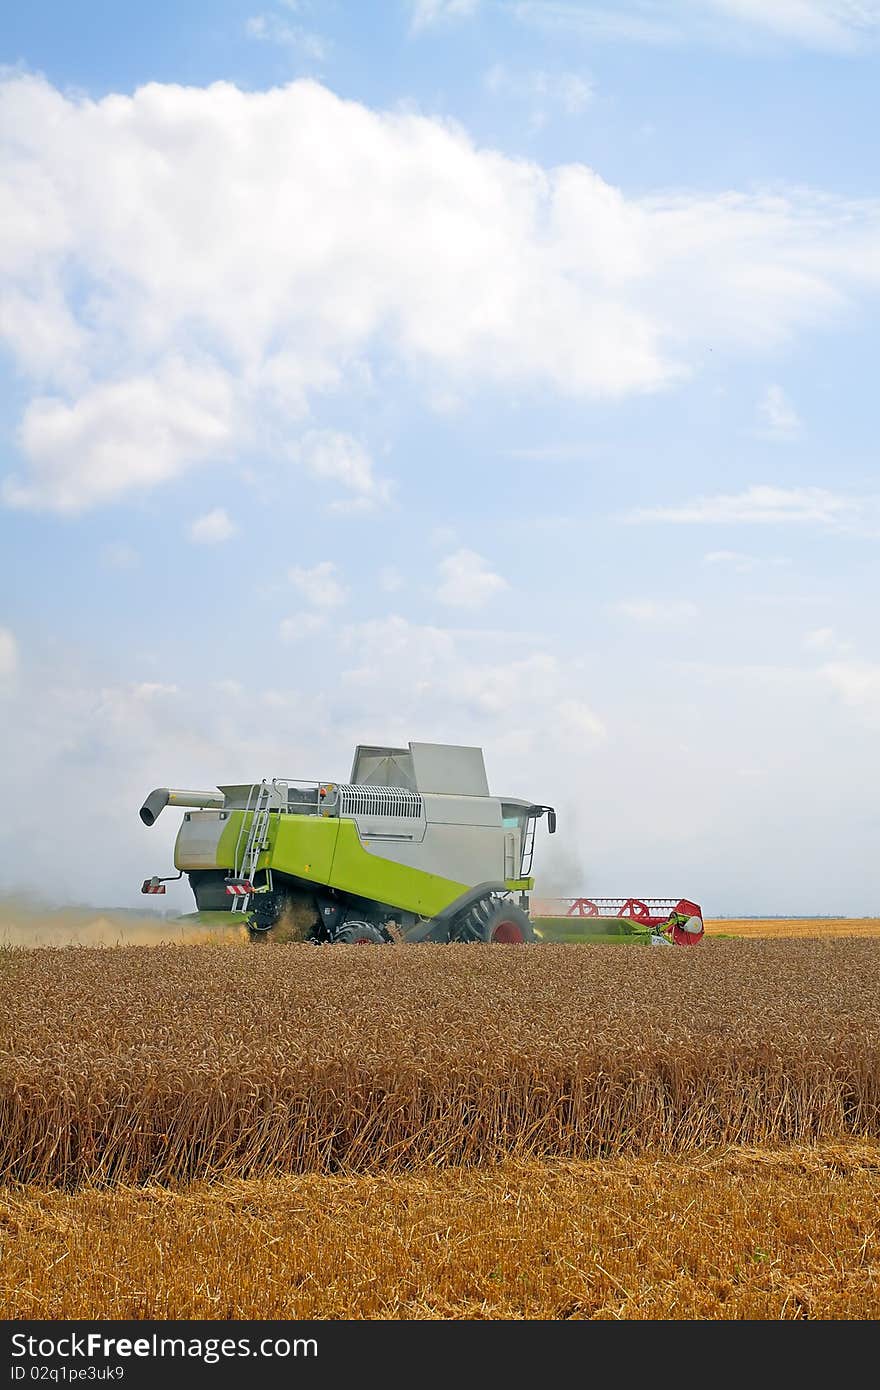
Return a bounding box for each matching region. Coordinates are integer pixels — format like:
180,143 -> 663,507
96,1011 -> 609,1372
453,898 -> 535,944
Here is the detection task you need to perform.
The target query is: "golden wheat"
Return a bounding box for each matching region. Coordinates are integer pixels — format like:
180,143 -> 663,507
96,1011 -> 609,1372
705,918 -> 880,938
2,940 -> 879,1185
2,1145 -> 879,1319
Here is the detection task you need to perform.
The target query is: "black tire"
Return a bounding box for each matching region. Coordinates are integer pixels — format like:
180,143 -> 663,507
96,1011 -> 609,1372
451,897 -> 535,944
332,921 -> 388,944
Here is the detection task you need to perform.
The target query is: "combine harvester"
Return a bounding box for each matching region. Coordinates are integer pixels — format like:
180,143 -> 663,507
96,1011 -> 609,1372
140,740 -> 702,945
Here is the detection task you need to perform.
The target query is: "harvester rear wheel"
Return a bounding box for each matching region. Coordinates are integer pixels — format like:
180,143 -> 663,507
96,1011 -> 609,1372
452,897 -> 535,944
333,921 -> 388,944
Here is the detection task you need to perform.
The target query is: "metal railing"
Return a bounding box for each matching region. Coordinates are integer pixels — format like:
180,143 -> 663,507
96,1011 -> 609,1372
225,779 -> 424,820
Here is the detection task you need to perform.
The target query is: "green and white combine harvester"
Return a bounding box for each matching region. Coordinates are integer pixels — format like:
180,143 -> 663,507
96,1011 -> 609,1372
140,741 -> 703,945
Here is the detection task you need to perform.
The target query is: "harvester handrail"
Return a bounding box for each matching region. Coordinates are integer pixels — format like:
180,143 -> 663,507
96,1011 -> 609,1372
230,779 -> 426,819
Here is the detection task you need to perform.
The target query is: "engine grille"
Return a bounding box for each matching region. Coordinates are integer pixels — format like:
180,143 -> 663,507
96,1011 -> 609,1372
334,784 -> 424,820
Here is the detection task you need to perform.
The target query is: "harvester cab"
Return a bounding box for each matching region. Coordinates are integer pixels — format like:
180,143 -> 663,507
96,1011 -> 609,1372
140,741 -> 556,943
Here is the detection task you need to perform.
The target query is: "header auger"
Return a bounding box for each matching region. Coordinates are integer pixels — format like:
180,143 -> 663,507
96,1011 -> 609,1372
140,741 -> 555,944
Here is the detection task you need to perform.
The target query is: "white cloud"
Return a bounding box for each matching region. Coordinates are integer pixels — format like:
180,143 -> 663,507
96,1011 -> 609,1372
629,485 -> 865,527
3,74 -> 880,512
513,2 -> 680,45
342,615 -> 457,679
436,549 -> 508,608
756,383 -> 802,440
4,362 -> 235,513
410,0 -> 480,31
340,616 -> 605,749
514,2 -> 880,52
805,626 -> 852,653
0,626 -> 18,681
289,560 -> 348,607
820,661 -> 880,711
484,63 -> 594,126
129,682 -> 179,701
558,72 -> 594,113
188,507 -> 236,544
296,430 -> 391,509
706,0 -> 880,51
614,598 -> 699,624
556,697 -> 607,741
703,549 -> 790,571
704,549 -> 758,572
279,612 -> 327,642
245,13 -> 327,59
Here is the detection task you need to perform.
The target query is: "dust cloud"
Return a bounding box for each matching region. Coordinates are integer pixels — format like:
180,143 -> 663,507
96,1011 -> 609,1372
0,893 -> 249,948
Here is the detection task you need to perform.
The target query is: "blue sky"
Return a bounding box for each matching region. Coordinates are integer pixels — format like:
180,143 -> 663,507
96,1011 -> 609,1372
1,0 -> 879,913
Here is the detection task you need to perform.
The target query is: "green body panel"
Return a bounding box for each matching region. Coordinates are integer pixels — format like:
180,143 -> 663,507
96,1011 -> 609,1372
267,814 -> 341,886
215,814 -> 244,869
195,810 -> 471,917
211,812 -> 342,884
319,820 -> 468,916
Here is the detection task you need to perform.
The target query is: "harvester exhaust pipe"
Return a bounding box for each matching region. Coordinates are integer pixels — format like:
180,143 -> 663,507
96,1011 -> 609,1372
139,788 -> 225,826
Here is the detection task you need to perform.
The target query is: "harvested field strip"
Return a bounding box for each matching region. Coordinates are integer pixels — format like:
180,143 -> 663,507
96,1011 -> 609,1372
704,918 -> 880,938
2,941 -> 880,1185
2,1145 -> 879,1319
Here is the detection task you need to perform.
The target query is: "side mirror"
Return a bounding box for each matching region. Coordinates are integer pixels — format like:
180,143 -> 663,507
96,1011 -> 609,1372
547,809 -> 556,834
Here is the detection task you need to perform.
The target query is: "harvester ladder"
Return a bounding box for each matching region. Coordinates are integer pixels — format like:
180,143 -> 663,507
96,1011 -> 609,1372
230,780 -> 273,913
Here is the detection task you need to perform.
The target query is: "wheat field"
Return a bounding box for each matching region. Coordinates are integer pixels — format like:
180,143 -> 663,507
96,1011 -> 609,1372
3,1145 -> 879,1320
704,918 -> 880,938
2,940 -> 880,1186
3,936 -> 879,1319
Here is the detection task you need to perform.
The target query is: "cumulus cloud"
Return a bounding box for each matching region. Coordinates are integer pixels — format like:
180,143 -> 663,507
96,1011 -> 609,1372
628,485 -> 865,527
2,73 -> 880,512
296,430 -> 391,509
188,507 -> 236,544
289,561 -> 348,607
756,383 -> 802,440
436,549 -> 508,607
4,362 -> 235,513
